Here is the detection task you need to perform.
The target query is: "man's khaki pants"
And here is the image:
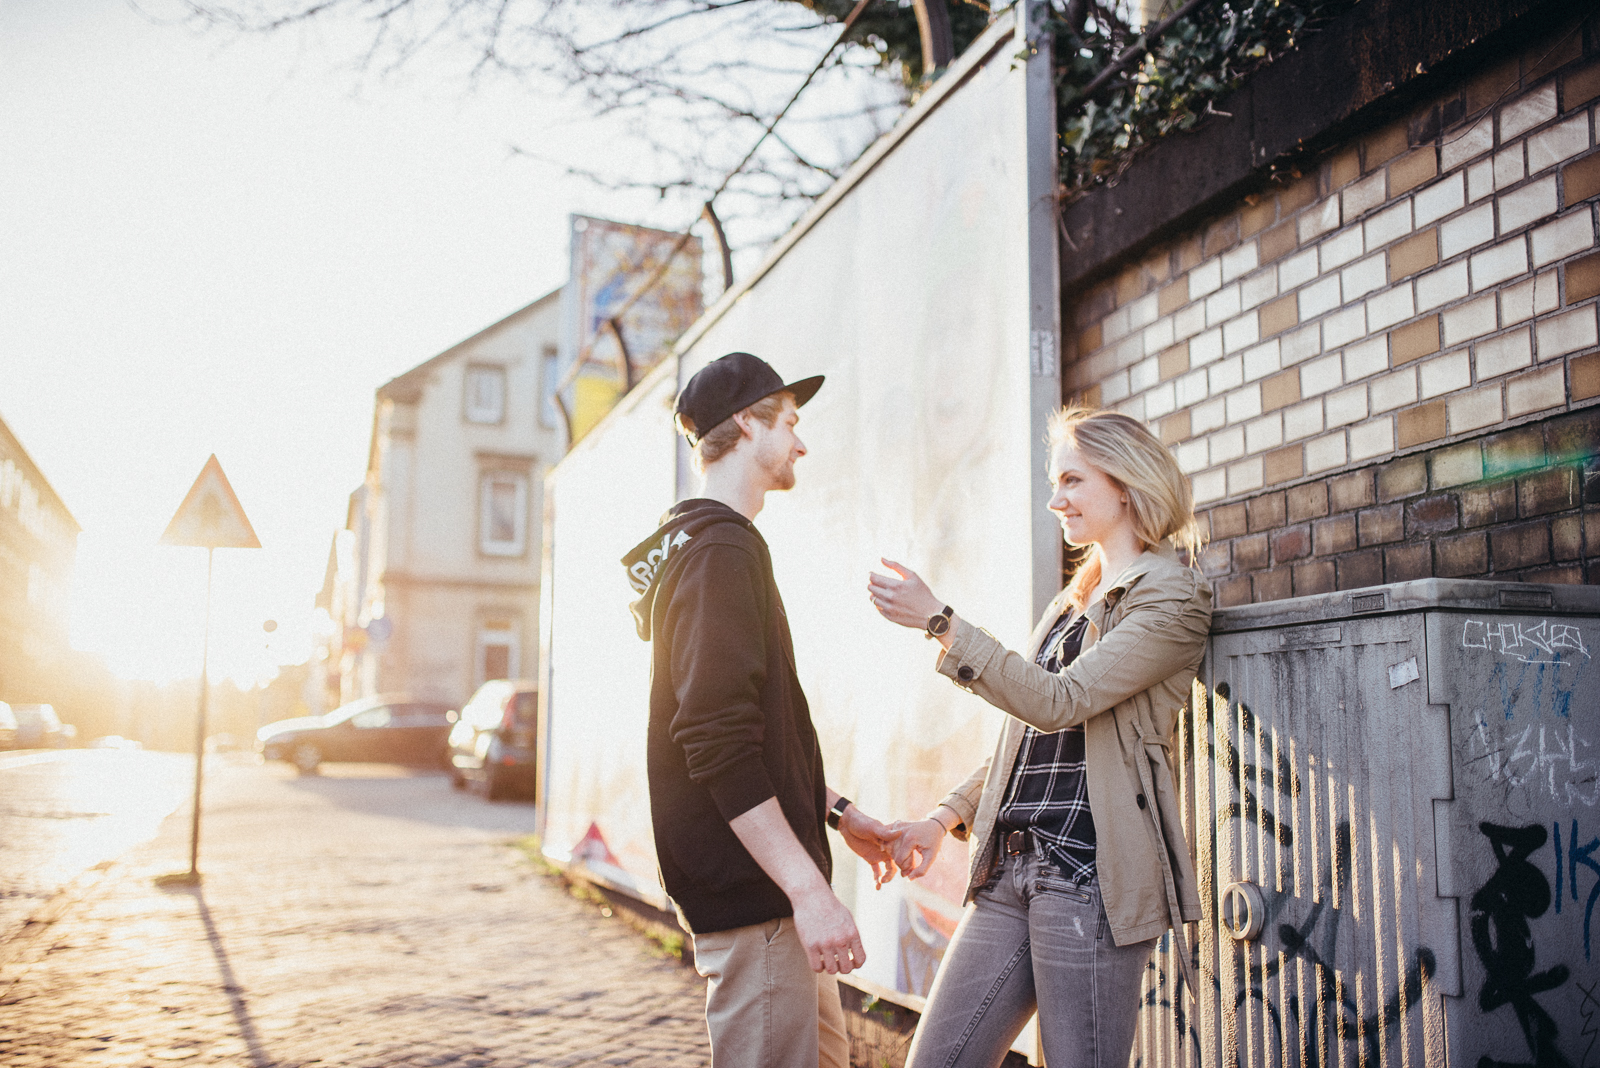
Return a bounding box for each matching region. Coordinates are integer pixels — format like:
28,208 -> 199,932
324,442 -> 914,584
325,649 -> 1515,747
692,917 -> 849,1068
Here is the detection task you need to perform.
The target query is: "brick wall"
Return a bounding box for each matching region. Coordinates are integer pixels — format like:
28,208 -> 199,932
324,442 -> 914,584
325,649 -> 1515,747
1064,10 -> 1600,604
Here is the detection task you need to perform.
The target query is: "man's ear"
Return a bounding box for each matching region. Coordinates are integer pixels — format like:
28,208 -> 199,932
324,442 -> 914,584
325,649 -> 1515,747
730,409 -> 757,439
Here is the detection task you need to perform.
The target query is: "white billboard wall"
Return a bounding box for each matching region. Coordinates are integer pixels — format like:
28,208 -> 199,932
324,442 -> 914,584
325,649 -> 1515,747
540,3 -> 1060,1019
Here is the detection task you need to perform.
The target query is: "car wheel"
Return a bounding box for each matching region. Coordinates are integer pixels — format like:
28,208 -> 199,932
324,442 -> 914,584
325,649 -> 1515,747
292,743 -> 322,775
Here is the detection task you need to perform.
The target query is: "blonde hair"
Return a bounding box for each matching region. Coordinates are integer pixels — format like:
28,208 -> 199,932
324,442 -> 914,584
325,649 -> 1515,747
1048,406 -> 1204,610
676,392 -> 789,470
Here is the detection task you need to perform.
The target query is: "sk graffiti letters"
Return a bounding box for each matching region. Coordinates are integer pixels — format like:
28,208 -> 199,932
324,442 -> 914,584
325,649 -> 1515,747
1469,719 -> 1600,808
1551,821 -> 1600,962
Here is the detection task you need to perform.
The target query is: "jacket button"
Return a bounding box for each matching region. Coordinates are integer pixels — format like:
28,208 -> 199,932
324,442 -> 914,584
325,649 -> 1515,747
1135,793 -> 1147,809
956,665 -> 975,682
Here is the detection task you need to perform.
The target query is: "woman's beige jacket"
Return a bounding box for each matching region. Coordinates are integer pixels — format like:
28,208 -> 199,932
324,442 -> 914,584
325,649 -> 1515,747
933,546 -> 1212,959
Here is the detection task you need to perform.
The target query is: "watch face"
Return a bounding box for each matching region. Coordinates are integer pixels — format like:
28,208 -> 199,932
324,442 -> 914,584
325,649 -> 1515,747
927,614 -> 950,637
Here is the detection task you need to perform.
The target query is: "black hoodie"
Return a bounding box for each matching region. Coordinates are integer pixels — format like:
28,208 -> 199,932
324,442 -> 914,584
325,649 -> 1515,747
622,499 -> 831,934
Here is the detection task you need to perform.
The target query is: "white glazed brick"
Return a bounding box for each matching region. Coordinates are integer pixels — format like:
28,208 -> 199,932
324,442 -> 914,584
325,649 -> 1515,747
1344,335 -> 1390,381
1499,84 -> 1558,141
1227,457 -> 1265,496
1440,203 -> 1496,259
1342,254 -> 1387,300
1282,322 -> 1323,365
1447,385 -> 1503,434
1364,200 -> 1413,250
1191,396 -> 1227,436
1099,370 -> 1131,404
1102,304 -> 1133,344
1305,432 -> 1348,473
1143,317 -> 1176,355
1226,383 -> 1263,424
1145,381 -> 1177,418
1177,366 -> 1210,408
1127,292 -> 1159,332
1130,355 -> 1160,393
1243,339 -> 1281,382
1342,172 -> 1387,220
1470,239 -> 1529,291
1371,368 -> 1419,413
1322,304 -> 1367,349
1468,159 -> 1494,202
1532,211 -> 1596,267
1206,284 -> 1242,326
1116,394 -> 1146,421
1192,468 -> 1226,504
1500,272 -> 1560,325
1113,332 -> 1146,370
1299,275 -> 1342,320
1417,260 -> 1471,311
1300,352 -> 1344,397
1367,284 -> 1416,331
1443,294 -> 1498,346
1493,146 -> 1526,190
1350,418 -> 1396,463
1474,328 -> 1533,379
1535,305 -> 1600,360
1176,439 -> 1209,474
1284,398 -> 1324,441
1245,413 -> 1284,453
1279,248 -> 1320,290
1506,363 -> 1566,417
1299,197 -> 1342,243
1498,176 -> 1559,235
1207,356 -> 1243,396
1188,258 -> 1223,300
1221,242 -> 1259,283
1081,347 -> 1119,387
1320,227 -> 1365,272
1191,327 -> 1225,367
1173,301 -> 1207,342
1420,350 -> 1472,398
1527,115 -> 1590,174
1325,383 -> 1369,428
1223,313 -> 1260,354
1442,119 -> 1494,171
1241,268 -> 1279,310
1211,425 -> 1246,464
1414,174 -> 1465,228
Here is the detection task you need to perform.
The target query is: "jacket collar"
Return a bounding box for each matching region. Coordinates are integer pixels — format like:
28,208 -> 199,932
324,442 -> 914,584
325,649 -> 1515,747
1090,543 -> 1182,618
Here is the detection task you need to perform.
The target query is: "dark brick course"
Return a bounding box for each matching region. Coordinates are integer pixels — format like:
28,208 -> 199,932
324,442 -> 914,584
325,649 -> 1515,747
1234,533 -> 1269,571
1247,492 -> 1287,533
1407,494 -> 1459,537
1519,467 -> 1579,517
1293,560 -> 1337,596
1436,532 -> 1488,576
1483,426 -> 1545,479
1272,524 -> 1313,562
1337,550 -> 1384,590
1385,542 -> 1432,582
1358,503 -> 1405,546
1377,456 -> 1428,502
1461,481 -> 1517,527
1254,567 -> 1292,603
1329,471 -> 1376,512
1315,514 -> 1358,555
1491,522 -> 1552,571
1286,481 -> 1329,522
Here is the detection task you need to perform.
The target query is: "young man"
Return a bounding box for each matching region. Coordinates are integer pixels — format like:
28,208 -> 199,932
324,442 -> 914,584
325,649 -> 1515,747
623,351 -> 896,1068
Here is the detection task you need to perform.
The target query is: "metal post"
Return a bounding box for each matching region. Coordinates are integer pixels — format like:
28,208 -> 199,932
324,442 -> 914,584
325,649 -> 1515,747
188,546 -> 214,878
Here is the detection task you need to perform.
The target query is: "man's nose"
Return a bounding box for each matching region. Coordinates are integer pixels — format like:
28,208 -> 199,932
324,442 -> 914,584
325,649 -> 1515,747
795,436 -> 807,456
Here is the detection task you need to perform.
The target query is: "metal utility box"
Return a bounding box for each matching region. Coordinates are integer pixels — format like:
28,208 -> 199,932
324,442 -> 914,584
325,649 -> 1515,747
1133,578 -> 1600,1068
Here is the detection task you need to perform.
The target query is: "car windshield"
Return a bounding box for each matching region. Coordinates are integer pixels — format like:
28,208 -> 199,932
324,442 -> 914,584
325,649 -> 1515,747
321,697 -> 388,726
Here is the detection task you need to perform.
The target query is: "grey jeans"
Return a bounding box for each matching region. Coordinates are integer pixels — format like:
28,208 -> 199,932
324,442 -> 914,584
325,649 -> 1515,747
905,849 -> 1156,1068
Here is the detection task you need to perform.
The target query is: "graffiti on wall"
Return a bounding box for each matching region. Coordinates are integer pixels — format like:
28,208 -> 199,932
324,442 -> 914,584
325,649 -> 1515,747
1463,619 -> 1591,668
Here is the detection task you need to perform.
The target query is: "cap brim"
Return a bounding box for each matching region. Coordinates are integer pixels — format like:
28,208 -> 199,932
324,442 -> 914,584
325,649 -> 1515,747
781,375 -> 825,409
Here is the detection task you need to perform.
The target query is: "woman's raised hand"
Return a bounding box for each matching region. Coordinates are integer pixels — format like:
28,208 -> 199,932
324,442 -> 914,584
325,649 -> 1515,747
886,818 -> 946,879
867,559 -> 945,630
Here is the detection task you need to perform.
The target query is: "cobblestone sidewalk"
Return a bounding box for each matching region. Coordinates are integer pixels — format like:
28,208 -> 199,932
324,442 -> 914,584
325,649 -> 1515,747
0,758 -> 711,1067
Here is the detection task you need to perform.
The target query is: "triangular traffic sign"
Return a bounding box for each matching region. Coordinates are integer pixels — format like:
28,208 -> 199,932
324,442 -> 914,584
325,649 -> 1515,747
160,455 -> 261,549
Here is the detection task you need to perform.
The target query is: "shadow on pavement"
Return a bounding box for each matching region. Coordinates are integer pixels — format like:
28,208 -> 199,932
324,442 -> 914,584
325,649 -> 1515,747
268,763 -> 541,835
156,878 -> 272,1068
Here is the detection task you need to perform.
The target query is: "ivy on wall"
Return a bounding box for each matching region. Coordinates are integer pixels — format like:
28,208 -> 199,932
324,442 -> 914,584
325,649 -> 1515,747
1051,0 -> 1358,200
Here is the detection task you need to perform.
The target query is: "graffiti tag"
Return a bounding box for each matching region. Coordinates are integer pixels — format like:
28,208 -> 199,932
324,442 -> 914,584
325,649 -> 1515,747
1552,821 -> 1600,962
1464,619 -> 1591,666
1468,719 -> 1600,807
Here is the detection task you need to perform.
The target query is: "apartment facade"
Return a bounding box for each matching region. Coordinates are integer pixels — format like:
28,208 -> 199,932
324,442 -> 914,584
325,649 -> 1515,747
0,413 -> 78,703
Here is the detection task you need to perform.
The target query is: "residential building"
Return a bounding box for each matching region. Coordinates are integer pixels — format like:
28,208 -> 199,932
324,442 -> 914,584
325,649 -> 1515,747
0,413 -> 79,703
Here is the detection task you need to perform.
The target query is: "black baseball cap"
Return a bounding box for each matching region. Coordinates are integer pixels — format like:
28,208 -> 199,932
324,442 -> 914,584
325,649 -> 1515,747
675,352 -> 824,443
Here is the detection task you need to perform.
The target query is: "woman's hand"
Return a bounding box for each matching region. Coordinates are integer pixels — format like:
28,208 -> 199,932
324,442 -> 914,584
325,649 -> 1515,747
887,817 -> 946,879
867,559 -> 946,631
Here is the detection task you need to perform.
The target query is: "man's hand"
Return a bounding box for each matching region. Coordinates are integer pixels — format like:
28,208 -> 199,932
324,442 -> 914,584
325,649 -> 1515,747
888,817 -> 947,879
837,805 -> 898,888
790,885 -> 868,974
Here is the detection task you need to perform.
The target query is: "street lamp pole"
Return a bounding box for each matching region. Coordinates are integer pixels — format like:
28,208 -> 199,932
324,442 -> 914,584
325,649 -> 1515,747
189,546 -> 214,879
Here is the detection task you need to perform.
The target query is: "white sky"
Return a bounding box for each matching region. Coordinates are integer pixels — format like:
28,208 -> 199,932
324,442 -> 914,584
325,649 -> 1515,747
0,0 -> 700,684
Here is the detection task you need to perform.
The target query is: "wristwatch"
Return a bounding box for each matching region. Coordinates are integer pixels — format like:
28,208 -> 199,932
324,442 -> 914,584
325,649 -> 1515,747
827,796 -> 852,830
925,605 -> 954,640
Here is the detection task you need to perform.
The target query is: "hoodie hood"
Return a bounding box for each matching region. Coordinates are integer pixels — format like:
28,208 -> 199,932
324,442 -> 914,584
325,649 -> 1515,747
622,499 -> 753,640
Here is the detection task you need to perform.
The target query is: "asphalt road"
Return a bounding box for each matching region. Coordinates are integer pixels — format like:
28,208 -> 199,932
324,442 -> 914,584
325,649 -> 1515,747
0,748 -> 194,936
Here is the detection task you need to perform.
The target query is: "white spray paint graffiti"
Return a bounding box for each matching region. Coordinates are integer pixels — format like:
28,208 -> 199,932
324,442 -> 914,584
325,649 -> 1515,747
1470,717 -> 1600,807
1462,618 -> 1591,665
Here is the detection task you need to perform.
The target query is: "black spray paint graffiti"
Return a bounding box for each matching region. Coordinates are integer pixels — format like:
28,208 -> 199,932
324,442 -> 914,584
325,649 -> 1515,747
1580,982 -> 1600,1068
1136,684 -> 1434,1067
1470,822 -> 1574,1068
1552,820 -> 1600,962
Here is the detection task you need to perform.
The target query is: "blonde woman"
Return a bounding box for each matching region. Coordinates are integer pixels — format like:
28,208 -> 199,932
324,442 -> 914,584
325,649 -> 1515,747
867,407 -> 1212,1068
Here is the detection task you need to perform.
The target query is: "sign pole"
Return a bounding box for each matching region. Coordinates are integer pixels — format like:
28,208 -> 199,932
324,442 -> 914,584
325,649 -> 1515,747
189,546 -> 215,878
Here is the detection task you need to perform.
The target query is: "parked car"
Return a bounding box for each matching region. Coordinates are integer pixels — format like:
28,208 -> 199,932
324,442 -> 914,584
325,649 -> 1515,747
0,703 -> 16,750
446,680 -> 537,800
257,695 -> 454,775
11,704 -> 73,749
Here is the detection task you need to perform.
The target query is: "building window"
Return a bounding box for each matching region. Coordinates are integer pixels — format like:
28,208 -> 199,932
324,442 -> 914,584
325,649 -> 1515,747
478,472 -> 528,557
464,365 -> 506,425
540,345 -> 561,429
476,619 -> 520,685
